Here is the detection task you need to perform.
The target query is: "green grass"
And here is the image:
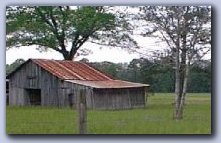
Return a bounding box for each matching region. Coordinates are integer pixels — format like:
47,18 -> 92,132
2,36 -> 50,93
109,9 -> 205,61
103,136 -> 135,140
6,93 -> 211,134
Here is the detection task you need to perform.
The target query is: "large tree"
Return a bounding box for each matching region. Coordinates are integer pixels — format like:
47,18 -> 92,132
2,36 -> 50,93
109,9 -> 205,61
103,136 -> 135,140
140,6 -> 211,119
6,6 -> 139,60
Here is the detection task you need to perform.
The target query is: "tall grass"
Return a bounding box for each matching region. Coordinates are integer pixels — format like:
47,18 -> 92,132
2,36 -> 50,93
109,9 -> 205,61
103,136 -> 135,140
6,93 -> 211,134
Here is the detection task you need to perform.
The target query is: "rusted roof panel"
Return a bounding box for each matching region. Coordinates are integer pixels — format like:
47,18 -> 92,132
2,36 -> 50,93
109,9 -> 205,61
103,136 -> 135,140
32,59 -> 113,80
65,80 -> 150,89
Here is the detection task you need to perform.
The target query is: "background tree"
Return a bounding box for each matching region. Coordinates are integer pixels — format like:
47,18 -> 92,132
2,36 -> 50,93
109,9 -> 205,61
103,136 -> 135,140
127,59 -> 142,82
90,61 -> 121,78
6,6 -> 139,60
188,60 -> 211,93
89,57 -> 210,93
140,6 -> 211,119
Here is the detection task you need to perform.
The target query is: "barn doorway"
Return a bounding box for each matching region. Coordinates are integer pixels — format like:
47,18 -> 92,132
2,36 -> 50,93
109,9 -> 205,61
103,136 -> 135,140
6,79 -> 9,105
68,93 -> 74,108
26,89 -> 41,105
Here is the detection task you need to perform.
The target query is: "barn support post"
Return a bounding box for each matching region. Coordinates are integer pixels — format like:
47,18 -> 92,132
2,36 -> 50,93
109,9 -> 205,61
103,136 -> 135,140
145,87 -> 148,107
77,89 -> 87,134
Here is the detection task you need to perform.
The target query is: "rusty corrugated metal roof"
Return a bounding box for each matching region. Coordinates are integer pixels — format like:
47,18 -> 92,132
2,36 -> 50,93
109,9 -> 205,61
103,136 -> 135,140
32,59 -> 113,80
65,79 -> 150,89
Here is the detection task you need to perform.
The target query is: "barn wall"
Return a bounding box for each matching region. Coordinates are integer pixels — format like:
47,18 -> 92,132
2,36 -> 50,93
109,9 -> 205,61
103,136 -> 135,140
8,61 -> 61,106
93,87 -> 146,110
8,60 -> 148,109
40,69 -> 60,106
8,61 -> 94,107
128,87 -> 146,107
9,61 -> 41,105
58,81 -> 93,108
8,86 -> 27,106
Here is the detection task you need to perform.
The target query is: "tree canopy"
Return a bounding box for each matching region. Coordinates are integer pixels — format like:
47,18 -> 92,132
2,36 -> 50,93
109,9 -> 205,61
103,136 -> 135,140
6,6 -> 139,60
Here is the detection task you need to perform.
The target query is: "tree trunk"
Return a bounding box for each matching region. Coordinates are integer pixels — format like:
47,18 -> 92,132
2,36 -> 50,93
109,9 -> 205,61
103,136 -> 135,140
174,47 -> 181,119
62,50 -> 72,60
61,35 -> 89,61
62,50 -> 77,61
175,32 -> 188,120
175,49 -> 186,119
178,58 -> 190,118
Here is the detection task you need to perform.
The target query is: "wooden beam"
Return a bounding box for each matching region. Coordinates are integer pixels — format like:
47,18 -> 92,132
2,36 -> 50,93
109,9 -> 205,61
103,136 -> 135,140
77,89 -> 87,134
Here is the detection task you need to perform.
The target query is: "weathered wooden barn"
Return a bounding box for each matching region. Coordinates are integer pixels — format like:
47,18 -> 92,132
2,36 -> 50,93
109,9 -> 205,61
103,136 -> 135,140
7,59 -> 149,109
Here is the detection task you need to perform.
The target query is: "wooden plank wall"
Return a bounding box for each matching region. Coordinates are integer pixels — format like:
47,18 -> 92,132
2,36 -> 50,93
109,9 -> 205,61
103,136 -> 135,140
58,81 -> 93,108
8,60 -> 93,107
9,61 -> 40,105
40,69 -> 59,106
9,61 -> 60,106
93,87 -> 146,110
9,60 -> 147,109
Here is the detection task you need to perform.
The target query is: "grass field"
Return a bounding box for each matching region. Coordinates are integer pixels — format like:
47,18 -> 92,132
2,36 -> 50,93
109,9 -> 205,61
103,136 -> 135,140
6,93 -> 211,134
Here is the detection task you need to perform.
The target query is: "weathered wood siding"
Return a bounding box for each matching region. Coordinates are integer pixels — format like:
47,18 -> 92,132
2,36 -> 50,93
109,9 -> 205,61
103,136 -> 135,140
9,61 -> 60,106
9,61 -> 40,105
40,69 -> 60,106
57,82 -> 146,109
58,81 -> 93,108
93,87 -> 146,110
9,60 -> 147,109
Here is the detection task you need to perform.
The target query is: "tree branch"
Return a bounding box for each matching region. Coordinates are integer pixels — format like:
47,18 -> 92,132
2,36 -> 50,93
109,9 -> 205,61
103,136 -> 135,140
36,8 -> 54,31
25,41 -> 61,52
47,8 -> 67,54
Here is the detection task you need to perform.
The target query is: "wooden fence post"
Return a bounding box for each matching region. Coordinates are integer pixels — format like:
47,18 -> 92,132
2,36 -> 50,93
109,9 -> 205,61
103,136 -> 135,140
77,89 -> 87,134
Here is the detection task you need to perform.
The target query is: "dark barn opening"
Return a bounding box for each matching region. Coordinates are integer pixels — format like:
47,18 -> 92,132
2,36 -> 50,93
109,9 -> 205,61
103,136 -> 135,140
6,79 -> 9,105
68,93 -> 74,108
26,89 -> 41,105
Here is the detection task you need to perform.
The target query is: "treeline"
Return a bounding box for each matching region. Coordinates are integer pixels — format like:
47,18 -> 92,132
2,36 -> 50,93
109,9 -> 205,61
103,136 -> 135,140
86,58 -> 211,93
6,58 -> 211,93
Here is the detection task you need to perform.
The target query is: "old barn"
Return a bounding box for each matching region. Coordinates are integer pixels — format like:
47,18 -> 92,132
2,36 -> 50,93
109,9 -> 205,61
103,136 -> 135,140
7,59 -> 149,109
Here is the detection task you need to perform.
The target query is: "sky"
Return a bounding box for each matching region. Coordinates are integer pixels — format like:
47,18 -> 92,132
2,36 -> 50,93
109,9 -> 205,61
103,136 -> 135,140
6,35 -> 162,64
6,34 -> 211,65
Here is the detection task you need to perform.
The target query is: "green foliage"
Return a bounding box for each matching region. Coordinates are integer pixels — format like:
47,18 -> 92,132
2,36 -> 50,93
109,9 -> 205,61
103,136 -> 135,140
90,61 -> 125,79
6,93 -> 211,134
6,6 -> 139,60
6,6 -> 115,47
6,6 -> 117,59
72,7 -> 115,35
188,61 -> 211,92
90,58 -> 211,93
